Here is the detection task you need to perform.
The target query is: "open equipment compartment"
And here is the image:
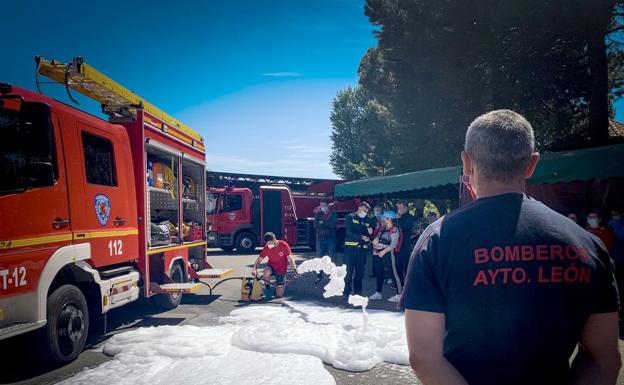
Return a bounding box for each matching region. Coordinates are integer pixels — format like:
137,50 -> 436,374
147,144 -> 181,248
181,157 -> 206,243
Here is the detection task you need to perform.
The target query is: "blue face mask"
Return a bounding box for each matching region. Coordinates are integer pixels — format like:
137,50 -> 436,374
357,211 -> 367,218
320,206 -> 328,213
587,218 -> 599,228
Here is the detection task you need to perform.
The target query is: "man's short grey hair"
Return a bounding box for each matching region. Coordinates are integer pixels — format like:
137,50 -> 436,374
464,109 -> 535,182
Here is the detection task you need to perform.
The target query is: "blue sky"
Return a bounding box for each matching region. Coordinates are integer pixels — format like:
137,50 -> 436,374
4,1 -> 623,179
2,0 -> 376,178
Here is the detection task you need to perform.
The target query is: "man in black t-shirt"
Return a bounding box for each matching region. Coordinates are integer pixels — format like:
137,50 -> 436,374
396,200 -> 415,286
401,110 -> 621,385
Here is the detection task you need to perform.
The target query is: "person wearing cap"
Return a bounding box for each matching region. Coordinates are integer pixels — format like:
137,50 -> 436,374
401,110 -> 620,385
370,210 -> 403,302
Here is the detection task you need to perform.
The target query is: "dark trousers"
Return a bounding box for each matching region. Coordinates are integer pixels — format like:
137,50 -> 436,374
317,238 -> 336,278
344,246 -> 365,295
396,247 -> 411,288
317,238 -> 336,259
367,249 -> 375,276
373,253 -> 389,292
374,252 -> 402,294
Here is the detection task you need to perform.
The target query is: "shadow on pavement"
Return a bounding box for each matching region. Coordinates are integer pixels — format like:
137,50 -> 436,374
181,294 -> 220,305
0,294 -> 222,384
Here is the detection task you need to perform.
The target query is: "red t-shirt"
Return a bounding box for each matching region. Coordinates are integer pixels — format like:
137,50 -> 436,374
586,226 -> 614,250
259,240 -> 292,273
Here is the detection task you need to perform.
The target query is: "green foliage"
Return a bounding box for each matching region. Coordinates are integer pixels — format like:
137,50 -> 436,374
355,99 -> 396,177
330,87 -> 397,178
329,87 -> 366,179
330,0 -> 624,179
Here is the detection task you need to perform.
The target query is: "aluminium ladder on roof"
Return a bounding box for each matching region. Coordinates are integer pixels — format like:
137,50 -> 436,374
35,55 -> 203,143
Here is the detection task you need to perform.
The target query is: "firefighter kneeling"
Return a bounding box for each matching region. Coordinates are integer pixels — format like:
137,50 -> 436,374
252,232 -> 300,299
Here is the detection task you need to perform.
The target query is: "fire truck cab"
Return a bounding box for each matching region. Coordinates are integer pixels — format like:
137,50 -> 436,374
206,173 -> 359,252
0,57 -> 214,364
207,186 -> 300,252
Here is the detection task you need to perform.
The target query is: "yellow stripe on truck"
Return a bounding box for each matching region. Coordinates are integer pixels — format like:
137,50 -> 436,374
0,229 -> 139,250
73,229 -> 139,239
0,233 -> 73,249
147,241 -> 206,255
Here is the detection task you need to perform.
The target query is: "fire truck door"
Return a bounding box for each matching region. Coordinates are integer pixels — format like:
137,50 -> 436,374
0,105 -> 71,299
68,122 -> 139,267
261,190 -> 283,240
217,192 -> 246,238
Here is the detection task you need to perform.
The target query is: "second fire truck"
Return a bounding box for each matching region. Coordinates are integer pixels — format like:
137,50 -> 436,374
206,172 -> 358,252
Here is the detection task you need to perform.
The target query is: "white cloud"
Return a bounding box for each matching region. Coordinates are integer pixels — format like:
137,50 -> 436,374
206,152 -> 333,177
177,79 -> 357,179
262,72 -> 303,77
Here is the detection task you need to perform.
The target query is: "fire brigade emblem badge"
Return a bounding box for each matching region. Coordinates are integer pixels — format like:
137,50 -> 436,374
279,252 -> 284,257
228,212 -> 236,220
94,194 -> 111,226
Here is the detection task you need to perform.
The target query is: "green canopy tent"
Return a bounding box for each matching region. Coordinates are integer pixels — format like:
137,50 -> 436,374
528,143 -> 624,184
523,143 -> 624,215
335,144 -> 624,205
334,166 -> 462,199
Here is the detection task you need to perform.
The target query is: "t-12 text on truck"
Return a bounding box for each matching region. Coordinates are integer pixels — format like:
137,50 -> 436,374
0,57 -> 231,364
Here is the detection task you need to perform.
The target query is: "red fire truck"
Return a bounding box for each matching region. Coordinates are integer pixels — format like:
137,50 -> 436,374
206,172 -> 358,252
0,57 -> 228,364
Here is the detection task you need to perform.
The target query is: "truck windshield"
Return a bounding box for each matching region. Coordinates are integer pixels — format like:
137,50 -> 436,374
0,103 -> 57,194
206,192 -> 219,215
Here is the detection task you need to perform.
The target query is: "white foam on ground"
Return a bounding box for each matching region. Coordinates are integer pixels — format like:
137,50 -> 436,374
348,294 -> 369,327
348,294 -> 369,309
61,257 -> 405,383
59,322 -> 335,385
296,255 -> 347,298
61,302 -> 407,384
225,301 -> 407,372
297,257 -> 371,330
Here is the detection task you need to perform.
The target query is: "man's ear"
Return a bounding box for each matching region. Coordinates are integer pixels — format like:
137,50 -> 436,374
523,152 -> 540,178
461,151 -> 472,176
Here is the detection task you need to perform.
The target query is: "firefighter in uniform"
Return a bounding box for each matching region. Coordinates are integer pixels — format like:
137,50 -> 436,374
343,202 -> 372,296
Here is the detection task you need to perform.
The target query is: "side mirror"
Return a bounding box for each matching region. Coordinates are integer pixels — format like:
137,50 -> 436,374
24,162 -> 55,187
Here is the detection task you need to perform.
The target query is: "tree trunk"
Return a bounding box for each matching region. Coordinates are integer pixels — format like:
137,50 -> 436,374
587,28 -> 610,145
586,1 -> 614,146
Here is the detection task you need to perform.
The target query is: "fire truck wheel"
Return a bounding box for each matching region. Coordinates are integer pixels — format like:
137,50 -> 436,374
42,284 -> 89,365
235,232 -> 257,254
153,263 -> 185,311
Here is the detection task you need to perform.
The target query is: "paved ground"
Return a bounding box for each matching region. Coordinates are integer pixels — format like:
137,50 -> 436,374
1,247 -> 624,385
